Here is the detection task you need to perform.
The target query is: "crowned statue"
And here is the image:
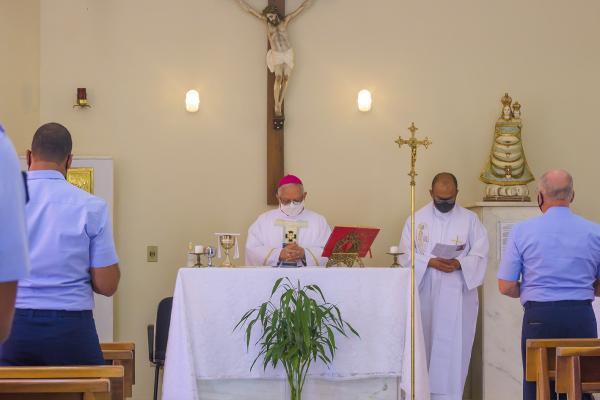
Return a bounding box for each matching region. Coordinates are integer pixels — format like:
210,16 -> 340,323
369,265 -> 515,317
480,93 -> 534,201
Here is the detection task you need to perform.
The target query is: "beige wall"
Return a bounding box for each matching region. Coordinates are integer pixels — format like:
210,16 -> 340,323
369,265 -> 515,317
4,0 -> 600,398
0,0 -> 39,149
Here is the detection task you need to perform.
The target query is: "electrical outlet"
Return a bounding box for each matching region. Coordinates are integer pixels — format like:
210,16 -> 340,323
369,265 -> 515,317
147,246 -> 158,262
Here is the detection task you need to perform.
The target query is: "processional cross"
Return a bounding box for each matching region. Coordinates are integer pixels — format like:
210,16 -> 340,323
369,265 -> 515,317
235,0 -> 315,204
395,122 -> 431,400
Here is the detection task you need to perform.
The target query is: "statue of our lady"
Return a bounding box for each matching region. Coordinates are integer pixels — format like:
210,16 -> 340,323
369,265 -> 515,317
480,93 -> 534,201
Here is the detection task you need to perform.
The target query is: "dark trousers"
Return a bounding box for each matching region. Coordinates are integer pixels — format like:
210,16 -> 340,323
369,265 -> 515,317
521,300 -> 597,400
0,309 -> 104,366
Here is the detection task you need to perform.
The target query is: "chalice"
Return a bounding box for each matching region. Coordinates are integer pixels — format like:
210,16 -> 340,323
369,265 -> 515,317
219,235 -> 236,267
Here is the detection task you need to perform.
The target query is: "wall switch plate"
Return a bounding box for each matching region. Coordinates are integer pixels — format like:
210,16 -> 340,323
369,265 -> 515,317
147,245 -> 158,262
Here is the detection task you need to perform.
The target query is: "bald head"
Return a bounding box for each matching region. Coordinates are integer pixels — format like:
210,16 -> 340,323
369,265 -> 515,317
538,169 -> 574,201
537,169 -> 574,212
431,172 -> 458,190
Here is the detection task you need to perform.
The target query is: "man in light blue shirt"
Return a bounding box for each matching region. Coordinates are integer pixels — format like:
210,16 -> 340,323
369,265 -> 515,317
0,122 -> 121,366
498,169 -> 600,400
0,125 -> 29,342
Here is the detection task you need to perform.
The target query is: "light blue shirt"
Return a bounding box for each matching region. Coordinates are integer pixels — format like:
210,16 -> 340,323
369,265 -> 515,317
17,170 -> 119,310
498,206 -> 600,304
0,126 -> 29,282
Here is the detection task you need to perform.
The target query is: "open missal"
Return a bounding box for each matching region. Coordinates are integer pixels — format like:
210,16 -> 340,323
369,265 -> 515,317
322,226 -> 380,258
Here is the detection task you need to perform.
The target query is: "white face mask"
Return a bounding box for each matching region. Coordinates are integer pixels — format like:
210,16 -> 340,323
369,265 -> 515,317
280,200 -> 304,217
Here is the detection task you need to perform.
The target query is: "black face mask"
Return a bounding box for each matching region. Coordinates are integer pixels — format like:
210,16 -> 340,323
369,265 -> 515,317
434,199 -> 455,213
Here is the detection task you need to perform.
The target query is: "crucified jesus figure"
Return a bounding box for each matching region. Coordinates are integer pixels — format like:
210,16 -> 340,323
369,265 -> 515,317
235,0 -> 314,119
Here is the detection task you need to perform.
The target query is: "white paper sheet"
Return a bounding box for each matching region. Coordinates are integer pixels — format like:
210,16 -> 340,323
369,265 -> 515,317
430,243 -> 466,259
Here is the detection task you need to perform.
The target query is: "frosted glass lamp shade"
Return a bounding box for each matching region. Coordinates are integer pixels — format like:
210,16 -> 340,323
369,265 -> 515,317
185,90 -> 200,112
357,89 -> 372,112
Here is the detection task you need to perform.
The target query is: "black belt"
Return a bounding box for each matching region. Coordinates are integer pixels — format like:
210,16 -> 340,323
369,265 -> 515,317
524,300 -> 592,310
15,309 -> 93,318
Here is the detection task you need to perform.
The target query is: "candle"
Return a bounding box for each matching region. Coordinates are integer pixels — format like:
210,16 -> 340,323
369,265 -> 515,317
389,246 -> 399,254
195,245 -> 204,254
77,88 -> 88,106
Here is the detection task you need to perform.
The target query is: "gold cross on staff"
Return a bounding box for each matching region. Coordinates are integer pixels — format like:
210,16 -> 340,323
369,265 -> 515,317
394,121 -> 431,400
395,123 -> 432,186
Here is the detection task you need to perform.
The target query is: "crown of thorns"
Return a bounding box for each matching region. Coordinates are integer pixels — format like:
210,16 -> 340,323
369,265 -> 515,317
262,5 -> 282,17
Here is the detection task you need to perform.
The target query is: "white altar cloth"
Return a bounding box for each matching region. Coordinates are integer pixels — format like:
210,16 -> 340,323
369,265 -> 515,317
162,268 -> 429,400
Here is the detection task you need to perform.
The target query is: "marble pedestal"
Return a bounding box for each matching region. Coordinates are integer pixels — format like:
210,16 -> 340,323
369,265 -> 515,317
468,202 -> 540,400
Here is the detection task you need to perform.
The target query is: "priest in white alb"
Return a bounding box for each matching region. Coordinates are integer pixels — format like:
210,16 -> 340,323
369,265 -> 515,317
398,172 -> 489,400
246,175 -> 332,267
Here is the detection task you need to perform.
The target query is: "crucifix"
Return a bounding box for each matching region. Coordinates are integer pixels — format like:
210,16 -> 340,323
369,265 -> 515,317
235,0 -> 315,204
395,122 -> 432,400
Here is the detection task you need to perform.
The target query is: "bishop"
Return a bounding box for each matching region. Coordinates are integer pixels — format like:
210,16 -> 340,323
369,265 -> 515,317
245,175 -> 331,267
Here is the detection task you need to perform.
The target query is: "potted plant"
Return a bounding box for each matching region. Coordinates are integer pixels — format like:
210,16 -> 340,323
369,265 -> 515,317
235,277 -> 359,400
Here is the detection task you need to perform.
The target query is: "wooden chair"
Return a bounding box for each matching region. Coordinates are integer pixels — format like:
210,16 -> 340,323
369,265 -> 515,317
0,378 -> 110,400
101,342 -> 135,398
526,338 -> 600,400
0,366 -> 124,400
556,346 -> 600,399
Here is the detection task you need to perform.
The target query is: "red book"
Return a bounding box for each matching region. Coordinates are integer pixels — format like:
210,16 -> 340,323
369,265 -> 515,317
322,226 -> 380,258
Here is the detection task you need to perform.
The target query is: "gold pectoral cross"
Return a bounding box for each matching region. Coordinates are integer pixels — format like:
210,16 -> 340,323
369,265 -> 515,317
452,235 -> 462,245
275,219 -> 308,244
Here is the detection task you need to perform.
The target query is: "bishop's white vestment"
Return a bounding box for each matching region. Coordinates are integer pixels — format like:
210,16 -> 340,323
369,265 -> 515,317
399,202 -> 489,400
245,208 -> 332,267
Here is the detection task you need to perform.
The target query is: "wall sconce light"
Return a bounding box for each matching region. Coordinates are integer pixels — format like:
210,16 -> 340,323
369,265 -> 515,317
357,89 -> 372,112
185,90 -> 200,112
73,88 -> 91,109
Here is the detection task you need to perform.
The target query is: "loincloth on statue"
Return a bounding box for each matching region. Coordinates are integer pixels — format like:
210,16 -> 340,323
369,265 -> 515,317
266,48 -> 295,73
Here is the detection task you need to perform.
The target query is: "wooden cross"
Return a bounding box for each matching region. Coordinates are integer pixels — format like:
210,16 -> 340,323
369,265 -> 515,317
266,0 -> 285,205
395,123 -> 432,186
236,0 -> 314,204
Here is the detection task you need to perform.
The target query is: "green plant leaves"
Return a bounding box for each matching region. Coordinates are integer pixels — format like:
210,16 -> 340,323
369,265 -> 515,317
234,277 -> 360,398
271,277 -> 285,297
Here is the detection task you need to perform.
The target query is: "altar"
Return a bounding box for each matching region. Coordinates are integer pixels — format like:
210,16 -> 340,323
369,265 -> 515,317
162,268 -> 429,400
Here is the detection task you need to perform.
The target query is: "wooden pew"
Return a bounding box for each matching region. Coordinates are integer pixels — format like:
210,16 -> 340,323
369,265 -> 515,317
526,338 -> 600,400
556,346 -> 600,399
0,366 -> 124,400
101,343 -> 135,398
0,378 -> 110,400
